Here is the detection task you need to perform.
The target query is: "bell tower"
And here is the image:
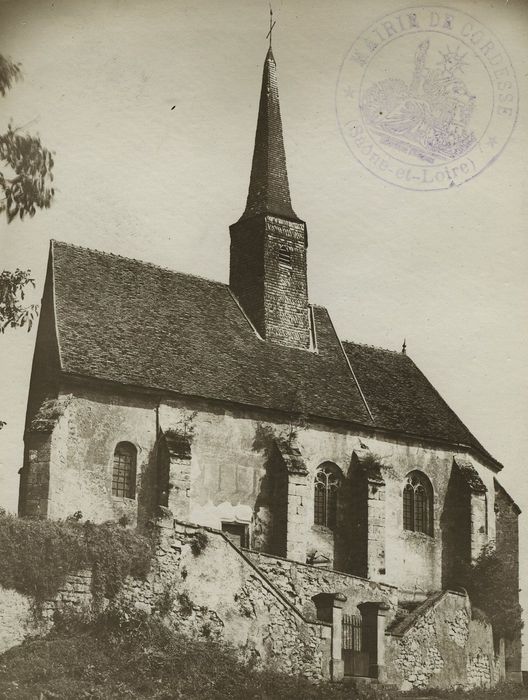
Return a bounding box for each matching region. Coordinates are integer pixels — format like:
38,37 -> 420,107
229,47 -> 311,350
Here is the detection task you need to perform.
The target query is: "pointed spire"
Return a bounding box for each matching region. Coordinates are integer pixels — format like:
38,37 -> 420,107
240,47 -> 298,221
402,338 -> 407,355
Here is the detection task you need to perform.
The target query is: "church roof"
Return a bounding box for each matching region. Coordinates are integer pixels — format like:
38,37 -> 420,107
48,240 -> 500,470
50,240 -> 370,424
343,342 -> 497,466
240,48 -> 298,221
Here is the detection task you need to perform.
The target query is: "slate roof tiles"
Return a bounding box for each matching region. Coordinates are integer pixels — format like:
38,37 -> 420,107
49,240 -> 500,470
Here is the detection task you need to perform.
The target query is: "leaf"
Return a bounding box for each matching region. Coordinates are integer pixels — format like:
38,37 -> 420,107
0,269 -> 39,333
0,54 -> 22,96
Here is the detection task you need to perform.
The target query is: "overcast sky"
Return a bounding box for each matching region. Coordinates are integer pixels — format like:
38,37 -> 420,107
0,0 -> 527,651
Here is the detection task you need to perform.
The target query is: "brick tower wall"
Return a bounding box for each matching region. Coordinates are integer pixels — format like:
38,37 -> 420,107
229,214 -> 310,350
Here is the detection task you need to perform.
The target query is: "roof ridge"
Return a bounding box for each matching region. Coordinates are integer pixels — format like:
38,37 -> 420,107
325,313 -> 374,423
342,339 -> 404,355
51,239 -> 229,288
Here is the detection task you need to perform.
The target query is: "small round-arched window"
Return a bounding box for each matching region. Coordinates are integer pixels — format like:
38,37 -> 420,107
403,470 -> 433,536
278,246 -> 292,268
314,463 -> 341,530
112,442 -> 137,499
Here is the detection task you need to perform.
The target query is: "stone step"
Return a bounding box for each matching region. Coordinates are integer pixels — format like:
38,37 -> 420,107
342,675 -> 378,685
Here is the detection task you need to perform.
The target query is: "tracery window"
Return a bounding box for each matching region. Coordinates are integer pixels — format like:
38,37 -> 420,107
314,463 -> 341,530
403,470 -> 433,536
112,442 -> 137,499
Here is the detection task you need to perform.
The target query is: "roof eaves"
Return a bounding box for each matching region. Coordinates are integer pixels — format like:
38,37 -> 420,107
49,240 -> 64,372
494,478 -> 521,514
56,367 -> 503,471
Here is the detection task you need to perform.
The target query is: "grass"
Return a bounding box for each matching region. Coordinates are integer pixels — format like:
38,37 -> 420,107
0,615 -> 526,700
401,686 -> 528,699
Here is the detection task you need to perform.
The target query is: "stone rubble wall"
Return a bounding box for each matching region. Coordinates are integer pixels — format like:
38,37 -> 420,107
0,520 -> 331,681
0,588 -> 41,654
246,549 -> 399,621
0,525 -> 508,690
385,590 -> 505,691
0,570 -> 93,654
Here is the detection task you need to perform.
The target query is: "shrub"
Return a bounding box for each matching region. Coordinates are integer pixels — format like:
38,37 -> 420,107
154,587 -> 175,616
66,510 -> 83,523
189,530 -> 208,555
0,513 -> 87,601
176,591 -> 194,617
0,615 -> 394,699
458,542 -> 523,640
0,513 -> 154,608
83,521 -> 154,604
2,613 -> 525,699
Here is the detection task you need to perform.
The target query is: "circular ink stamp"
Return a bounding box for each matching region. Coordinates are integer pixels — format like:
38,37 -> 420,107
336,6 -> 518,190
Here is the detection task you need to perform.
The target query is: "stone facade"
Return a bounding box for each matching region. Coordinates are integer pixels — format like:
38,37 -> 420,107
0,520 -> 508,691
246,550 -> 399,622
0,521 -> 331,680
21,385 -> 499,598
17,384 -> 518,690
385,590 -> 505,690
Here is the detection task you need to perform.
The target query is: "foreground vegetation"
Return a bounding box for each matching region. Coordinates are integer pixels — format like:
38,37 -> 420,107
0,512 -> 153,606
0,613 -> 526,700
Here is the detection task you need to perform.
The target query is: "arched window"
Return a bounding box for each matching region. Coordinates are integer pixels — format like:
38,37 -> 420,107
112,442 -> 137,499
403,471 -> 433,536
278,246 -> 292,268
314,463 -> 341,530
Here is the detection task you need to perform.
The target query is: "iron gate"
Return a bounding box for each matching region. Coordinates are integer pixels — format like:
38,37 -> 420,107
342,613 -> 370,677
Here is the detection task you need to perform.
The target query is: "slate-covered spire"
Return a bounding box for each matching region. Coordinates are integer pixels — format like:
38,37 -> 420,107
241,48 -> 298,221
230,43 -> 310,351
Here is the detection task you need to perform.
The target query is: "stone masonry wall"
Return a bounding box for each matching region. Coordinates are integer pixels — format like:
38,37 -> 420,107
229,214 -> 311,350
0,523 -> 508,690
263,216 -> 310,350
385,590 -> 505,690
494,480 -> 522,680
0,520 -> 331,681
26,385 -> 500,599
246,550 -> 399,622
229,216 -> 266,337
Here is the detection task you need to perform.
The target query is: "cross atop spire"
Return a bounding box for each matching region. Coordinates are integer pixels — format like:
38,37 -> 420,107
266,5 -> 276,48
239,44 -> 298,221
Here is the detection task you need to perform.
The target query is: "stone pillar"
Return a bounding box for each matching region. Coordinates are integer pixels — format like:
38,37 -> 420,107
454,457 -> 489,563
312,592 -> 347,681
470,491 -> 487,563
366,473 -> 386,579
19,433 -> 52,517
165,433 -> 192,521
273,439 -> 309,563
358,602 -> 390,681
286,469 -> 308,562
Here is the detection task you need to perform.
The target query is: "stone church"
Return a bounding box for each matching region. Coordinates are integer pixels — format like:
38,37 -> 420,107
19,46 -> 521,688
